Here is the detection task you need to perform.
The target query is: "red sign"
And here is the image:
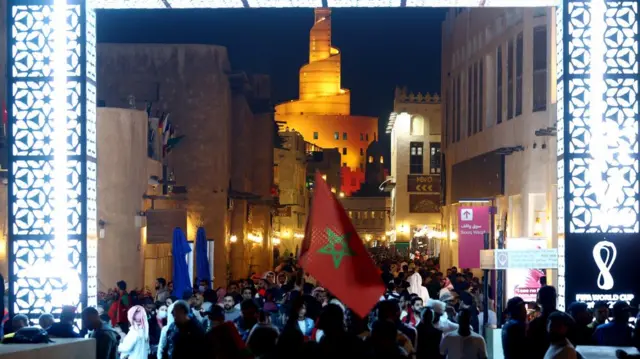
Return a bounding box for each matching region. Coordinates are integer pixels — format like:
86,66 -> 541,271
458,207 -> 490,268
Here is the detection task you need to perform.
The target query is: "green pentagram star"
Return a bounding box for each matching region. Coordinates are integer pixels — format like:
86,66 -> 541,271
317,228 -> 355,269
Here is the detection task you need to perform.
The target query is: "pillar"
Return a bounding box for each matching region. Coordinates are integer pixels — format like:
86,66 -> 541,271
556,0 -> 639,310
6,0 -> 97,318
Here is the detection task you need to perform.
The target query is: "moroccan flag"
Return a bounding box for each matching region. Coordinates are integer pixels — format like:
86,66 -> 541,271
299,172 -> 385,317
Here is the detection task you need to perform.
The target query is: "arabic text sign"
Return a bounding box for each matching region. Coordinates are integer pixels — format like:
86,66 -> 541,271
458,206 -> 490,268
480,249 -> 558,269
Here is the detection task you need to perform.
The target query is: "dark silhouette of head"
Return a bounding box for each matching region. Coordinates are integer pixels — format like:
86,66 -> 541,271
537,286 -> 557,313
318,304 -> 345,335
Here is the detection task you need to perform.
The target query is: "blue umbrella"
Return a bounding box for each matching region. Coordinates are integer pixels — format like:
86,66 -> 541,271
195,227 -> 211,286
171,227 -> 193,299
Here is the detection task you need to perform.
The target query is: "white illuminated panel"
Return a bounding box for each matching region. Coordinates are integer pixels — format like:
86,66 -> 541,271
327,0 -> 402,7
90,0 -> 167,8
247,0 -> 322,7
9,2 -> 86,317
566,1 -> 639,234
168,0 -> 243,8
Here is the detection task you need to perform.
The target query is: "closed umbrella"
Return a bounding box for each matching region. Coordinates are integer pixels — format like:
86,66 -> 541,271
195,227 -> 211,286
172,227 -> 193,299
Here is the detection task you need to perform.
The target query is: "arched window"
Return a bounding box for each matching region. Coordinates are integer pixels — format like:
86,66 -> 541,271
411,115 -> 425,136
368,156 -> 374,163
380,156 -> 384,164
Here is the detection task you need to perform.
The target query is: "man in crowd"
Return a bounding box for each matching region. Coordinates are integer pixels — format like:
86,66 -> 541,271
155,277 -> 170,303
47,305 -> 80,338
223,295 -> 241,322
82,307 -> 119,359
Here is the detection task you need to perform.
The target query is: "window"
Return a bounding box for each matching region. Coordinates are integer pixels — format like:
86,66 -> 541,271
380,156 -> 384,164
363,211 -> 368,219
342,162 -> 346,167
451,79 -> 456,143
533,25 -> 547,112
343,132 -> 347,140
497,46 -> 503,124
334,132 -> 339,140
366,133 -> 369,141
445,82 -> 451,145
473,62 -> 479,134
360,133 -> 364,141
456,76 -> 462,141
515,32 -> 523,117
313,132 -> 319,140
507,39 -> 514,120
348,211 -> 352,218
467,66 -> 473,137
342,148 -> 347,155
410,116 -> 424,136
368,156 -> 373,163
430,142 -> 441,174
479,58 -> 484,132
409,142 -> 424,174
360,148 -> 364,156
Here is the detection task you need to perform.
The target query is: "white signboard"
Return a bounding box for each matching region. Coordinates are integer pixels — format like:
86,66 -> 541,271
479,249 -> 558,270
506,238 -> 548,302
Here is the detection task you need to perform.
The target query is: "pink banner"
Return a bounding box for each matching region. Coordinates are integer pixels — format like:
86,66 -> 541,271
458,207 -> 490,268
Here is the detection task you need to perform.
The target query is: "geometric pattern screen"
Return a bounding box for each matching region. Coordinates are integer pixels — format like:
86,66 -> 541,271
7,0 -> 97,318
556,0 -> 639,310
6,0 -> 635,316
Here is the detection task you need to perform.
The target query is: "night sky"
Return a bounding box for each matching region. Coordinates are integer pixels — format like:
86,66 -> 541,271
97,8 -> 446,145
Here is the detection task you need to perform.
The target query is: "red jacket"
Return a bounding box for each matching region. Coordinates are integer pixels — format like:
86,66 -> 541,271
108,295 -> 130,325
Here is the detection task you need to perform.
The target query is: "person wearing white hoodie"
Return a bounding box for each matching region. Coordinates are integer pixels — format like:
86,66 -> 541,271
157,302 -> 176,359
118,305 -> 149,359
408,272 -> 430,303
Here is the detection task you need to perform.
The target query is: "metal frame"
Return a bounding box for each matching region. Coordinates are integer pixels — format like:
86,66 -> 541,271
5,0 -> 638,317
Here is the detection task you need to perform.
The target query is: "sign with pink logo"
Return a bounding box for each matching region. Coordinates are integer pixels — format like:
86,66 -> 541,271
458,207 -> 490,268
506,238 -> 547,302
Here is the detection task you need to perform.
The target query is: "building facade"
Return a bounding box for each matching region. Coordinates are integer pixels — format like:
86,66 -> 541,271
341,196 -> 391,248
439,8 -> 555,271
386,89 -> 442,256
98,44 -> 275,287
273,130 -> 309,256
275,8 -> 378,196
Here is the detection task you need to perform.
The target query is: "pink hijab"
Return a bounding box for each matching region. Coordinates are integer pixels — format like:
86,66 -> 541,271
216,288 -> 227,304
127,305 -> 149,341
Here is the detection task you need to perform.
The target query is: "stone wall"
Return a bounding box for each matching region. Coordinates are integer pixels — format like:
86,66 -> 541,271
96,108 -> 150,291
97,44 -> 233,287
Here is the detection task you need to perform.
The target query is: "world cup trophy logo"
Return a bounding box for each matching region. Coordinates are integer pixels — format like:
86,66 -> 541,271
592,241 -> 617,291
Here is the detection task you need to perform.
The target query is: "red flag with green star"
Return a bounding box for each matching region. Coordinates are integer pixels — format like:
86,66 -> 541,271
299,172 -> 385,317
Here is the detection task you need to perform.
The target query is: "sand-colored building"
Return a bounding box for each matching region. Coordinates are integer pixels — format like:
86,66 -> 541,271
275,8 -> 377,196
386,88 -> 442,256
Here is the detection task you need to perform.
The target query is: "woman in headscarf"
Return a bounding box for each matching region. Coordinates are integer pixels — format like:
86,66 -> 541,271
216,288 -> 227,305
157,302 -> 175,359
118,305 -> 149,359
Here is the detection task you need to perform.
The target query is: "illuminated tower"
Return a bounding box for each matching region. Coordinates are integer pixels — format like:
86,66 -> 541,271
276,8 -> 378,195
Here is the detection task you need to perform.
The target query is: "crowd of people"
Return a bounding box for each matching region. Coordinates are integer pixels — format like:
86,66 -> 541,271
2,256 -> 640,359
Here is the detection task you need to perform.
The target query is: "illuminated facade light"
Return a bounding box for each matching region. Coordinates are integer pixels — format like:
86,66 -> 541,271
248,232 -> 263,244
8,0 -> 98,319
230,235 -> 238,243
556,0 -> 639,310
